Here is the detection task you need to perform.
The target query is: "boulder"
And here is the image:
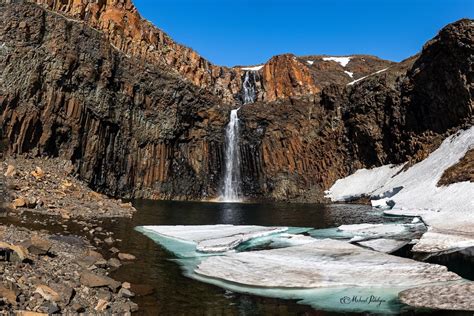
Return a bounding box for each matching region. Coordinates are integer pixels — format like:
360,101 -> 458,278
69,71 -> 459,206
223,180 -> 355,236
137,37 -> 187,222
80,271 -> 121,292
34,284 -> 60,302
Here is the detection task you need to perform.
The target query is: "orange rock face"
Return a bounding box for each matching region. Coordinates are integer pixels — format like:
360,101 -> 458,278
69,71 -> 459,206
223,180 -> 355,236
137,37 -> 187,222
28,0 -> 388,105
261,54 -> 320,101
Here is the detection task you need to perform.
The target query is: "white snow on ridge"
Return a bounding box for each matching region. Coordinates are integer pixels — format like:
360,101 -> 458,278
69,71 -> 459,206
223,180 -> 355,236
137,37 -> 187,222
344,70 -> 354,78
241,65 -> 264,71
323,56 -> 352,67
347,68 -> 388,86
307,60 -> 314,65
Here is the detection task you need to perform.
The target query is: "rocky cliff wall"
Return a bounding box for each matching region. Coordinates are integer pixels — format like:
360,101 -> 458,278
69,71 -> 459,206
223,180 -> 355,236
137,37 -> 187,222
0,2 -> 231,200
22,0 -> 393,105
0,1 -> 472,203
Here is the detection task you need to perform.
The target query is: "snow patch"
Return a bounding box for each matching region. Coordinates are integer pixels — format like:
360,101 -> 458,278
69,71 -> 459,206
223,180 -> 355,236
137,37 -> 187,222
241,65 -> 264,71
307,60 -> 314,65
344,70 -> 354,78
347,68 -> 388,85
322,56 -> 352,67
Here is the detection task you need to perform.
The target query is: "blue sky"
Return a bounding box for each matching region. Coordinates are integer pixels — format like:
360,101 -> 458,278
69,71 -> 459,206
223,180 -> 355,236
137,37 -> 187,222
134,0 -> 473,67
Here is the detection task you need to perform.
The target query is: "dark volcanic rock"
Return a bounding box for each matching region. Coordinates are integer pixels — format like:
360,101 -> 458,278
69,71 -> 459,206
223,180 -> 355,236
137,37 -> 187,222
0,1 -> 472,203
0,2 -> 228,200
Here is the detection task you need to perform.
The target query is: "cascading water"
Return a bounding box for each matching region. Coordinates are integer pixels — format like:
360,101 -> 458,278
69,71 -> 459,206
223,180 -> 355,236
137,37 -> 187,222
220,108 -> 241,202
242,71 -> 257,104
219,70 -> 259,202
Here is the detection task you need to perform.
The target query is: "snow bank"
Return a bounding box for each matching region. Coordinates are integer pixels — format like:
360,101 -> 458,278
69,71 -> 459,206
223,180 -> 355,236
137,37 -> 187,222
241,65 -> 264,71
326,164 -> 404,201
307,60 -> 314,65
327,127 -> 474,254
323,56 -> 352,67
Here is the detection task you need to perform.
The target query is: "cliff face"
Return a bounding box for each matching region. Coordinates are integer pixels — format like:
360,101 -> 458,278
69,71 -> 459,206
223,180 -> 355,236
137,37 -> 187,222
26,0 -> 393,104
0,2 -> 230,200
0,1 -> 472,203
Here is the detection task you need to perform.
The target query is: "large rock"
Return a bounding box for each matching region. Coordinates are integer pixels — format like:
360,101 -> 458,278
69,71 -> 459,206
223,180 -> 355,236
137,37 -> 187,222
80,271 -> 121,292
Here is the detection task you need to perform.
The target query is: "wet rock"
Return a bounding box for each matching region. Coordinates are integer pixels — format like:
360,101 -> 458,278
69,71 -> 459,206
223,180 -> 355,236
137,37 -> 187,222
118,253 -> 136,261
118,288 -> 135,298
107,258 -> 122,269
104,237 -> 114,245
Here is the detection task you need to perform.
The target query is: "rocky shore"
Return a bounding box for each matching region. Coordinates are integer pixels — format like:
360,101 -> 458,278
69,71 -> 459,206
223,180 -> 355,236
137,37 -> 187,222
2,157 -> 137,219
0,157 -> 143,314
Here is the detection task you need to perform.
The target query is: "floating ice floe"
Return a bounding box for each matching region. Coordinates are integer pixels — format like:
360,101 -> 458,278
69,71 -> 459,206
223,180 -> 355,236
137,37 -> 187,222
138,225 -> 466,313
357,238 -> 409,253
195,239 -> 461,288
322,56 -> 352,67
137,225 -> 289,253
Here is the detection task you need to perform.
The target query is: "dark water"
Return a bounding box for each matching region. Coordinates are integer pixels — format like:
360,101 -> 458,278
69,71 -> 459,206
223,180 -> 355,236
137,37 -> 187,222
108,201 -> 400,316
2,201 -> 472,316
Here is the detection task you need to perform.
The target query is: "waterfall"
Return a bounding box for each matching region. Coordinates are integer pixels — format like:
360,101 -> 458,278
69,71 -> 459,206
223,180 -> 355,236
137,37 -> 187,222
242,71 -> 257,104
220,108 -> 241,202
219,70 -> 260,202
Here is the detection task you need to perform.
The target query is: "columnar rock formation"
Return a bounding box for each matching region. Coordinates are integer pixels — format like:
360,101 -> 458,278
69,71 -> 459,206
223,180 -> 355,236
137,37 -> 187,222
0,0 -> 472,202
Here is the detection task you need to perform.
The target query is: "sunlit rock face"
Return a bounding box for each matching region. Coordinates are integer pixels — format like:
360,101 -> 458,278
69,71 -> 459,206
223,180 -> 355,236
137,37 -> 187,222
0,0 -> 472,202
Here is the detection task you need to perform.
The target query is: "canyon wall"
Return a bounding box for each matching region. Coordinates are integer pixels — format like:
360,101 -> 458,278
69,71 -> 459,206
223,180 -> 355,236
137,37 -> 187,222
0,1 -> 472,202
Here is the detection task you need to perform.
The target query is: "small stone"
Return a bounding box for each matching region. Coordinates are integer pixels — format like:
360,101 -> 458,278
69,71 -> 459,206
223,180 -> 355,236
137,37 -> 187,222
122,282 -> 131,289
12,198 -> 26,209
31,166 -> 45,180
71,303 -> 85,313
4,165 -> 15,177
109,247 -> 119,253
104,237 -> 114,245
118,288 -> 135,298
94,298 -> 109,312
107,257 -> 121,269
118,253 -> 136,261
